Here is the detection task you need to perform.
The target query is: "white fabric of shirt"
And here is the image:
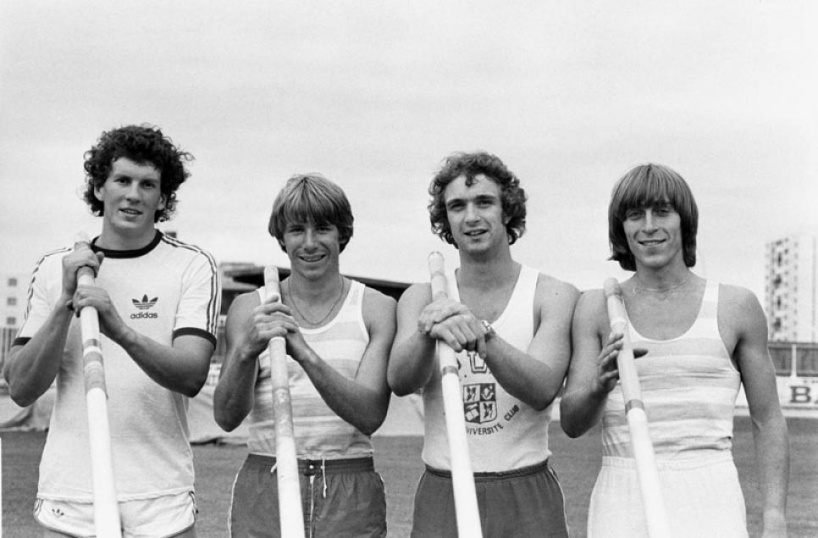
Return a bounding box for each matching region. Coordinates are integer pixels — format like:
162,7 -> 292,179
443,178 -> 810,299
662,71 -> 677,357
246,280 -> 374,460
18,232 -> 221,502
421,265 -> 553,472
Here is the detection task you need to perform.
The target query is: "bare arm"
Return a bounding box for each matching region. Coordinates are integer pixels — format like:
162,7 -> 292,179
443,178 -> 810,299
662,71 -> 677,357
290,288 -> 396,435
386,283 -> 438,396
560,289 -> 625,437
4,246 -> 103,407
723,285 -> 789,537
482,276 -> 579,411
213,292 -> 267,431
70,284 -> 213,398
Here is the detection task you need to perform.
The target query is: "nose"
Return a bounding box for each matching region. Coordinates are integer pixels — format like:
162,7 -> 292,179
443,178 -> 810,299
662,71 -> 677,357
643,209 -> 657,231
464,202 -> 479,222
303,227 -> 317,248
124,182 -> 140,201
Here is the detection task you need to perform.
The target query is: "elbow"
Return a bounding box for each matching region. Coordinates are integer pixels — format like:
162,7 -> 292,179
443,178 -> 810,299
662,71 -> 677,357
8,387 -> 37,409
214,412 -> 239,433
559,420 -> 585,439
389,382 -> 417,398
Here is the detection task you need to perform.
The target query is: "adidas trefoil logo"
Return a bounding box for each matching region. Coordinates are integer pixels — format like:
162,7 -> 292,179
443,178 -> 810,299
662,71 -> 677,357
131,294 -> 159,319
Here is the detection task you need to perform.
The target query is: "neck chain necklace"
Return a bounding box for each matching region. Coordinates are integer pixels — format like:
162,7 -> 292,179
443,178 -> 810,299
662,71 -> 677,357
287,277 -> 346,326
633,273 -> 690,295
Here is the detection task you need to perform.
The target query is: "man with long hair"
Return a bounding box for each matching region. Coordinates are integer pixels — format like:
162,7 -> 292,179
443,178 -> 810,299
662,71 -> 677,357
561,163 -> 789,537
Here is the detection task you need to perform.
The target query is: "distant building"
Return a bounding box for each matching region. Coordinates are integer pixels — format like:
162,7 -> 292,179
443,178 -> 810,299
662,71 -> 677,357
765,233 -> 817,343
1,273 -> 27,328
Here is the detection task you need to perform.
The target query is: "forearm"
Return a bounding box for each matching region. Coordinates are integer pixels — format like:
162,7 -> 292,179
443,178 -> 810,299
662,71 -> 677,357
751,411 -> 790,532
559,383 -> 608,438
213,348 -> 259,431
4,297 -> 73,406
484,337 -> 563,411
387,332 -> 437,396
297,348 -> 388,436
112,326 -> 209,397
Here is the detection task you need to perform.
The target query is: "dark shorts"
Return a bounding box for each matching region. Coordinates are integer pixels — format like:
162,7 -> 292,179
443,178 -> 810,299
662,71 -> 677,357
229,454 -> 386,538
411,459 -> 569,538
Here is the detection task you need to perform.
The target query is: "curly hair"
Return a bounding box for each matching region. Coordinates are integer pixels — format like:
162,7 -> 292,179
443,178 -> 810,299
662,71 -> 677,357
82,125 -> 193,222
428,152 -> 527,248
608,163 -> 699,271
268,173 -> 354,253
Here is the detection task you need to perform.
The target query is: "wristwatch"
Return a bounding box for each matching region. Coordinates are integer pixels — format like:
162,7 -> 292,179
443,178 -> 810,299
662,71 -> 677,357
481,319 -> 495,341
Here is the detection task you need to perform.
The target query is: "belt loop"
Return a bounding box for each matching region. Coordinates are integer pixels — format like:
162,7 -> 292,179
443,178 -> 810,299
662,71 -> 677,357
322,458 -> 328,498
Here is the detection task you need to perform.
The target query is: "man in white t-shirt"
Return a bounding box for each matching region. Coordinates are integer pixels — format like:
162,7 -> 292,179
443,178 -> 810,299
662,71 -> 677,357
4,124 -> 221,537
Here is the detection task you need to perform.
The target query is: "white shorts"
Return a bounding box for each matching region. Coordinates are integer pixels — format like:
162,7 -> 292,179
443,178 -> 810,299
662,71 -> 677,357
588,453 -> 747,538
35,491 -> 197,538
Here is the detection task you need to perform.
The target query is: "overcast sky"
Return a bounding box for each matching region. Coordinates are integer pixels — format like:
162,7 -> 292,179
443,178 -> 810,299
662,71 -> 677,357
1,1 -> 815,300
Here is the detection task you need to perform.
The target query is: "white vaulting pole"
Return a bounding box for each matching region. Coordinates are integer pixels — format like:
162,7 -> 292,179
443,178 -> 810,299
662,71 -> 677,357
428,252 -> 483,538
75,233 -> 122,537
264,267 -> 305,538
604,278 -> 670,538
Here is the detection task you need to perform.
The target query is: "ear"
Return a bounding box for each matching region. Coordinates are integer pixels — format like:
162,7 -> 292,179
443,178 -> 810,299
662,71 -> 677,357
158,194 -> 167,211
94,184 -> 103,202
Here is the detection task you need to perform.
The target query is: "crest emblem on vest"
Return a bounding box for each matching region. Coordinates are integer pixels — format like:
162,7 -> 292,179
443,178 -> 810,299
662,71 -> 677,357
467,350 -> 488,374
463,383 -> 497,424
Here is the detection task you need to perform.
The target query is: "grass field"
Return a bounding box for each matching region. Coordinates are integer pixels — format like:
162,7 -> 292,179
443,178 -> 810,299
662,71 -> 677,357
2,417 -> 816,537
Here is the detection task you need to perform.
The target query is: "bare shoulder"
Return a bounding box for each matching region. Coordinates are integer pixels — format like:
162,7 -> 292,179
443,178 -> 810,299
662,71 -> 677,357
718,283 -> 765,326
226,290 -> 261,320
535,273 -> 580,311
396,282 -> 433,309
362,285 -> 397,317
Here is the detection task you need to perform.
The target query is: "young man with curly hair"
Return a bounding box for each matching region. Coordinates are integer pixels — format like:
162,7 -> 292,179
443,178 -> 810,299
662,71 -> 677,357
4,125 -> 221,537
388,152 -> 579,537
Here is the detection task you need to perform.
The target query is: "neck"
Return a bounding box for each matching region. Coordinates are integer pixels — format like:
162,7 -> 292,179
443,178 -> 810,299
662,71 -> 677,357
632,265 -> 691,292
457,248 -> 517,288
96,227 -> 157,251
287,270 -> 344,301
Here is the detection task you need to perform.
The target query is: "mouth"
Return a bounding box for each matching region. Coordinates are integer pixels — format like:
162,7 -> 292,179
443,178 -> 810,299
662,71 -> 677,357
639,239 -> 665,247
119,208 -> 142,217
463,229 -> 487,238
299,254 -> 325,263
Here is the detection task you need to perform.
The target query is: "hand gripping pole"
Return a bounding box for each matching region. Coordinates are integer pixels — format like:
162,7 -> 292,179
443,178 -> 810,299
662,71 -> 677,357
264,267 -> 305,538
75,233 -> 122,537
604,278 -> 670,538
428,252 -> 483,538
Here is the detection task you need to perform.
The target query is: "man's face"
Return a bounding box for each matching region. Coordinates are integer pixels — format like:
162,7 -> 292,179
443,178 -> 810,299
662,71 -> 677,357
94,157 -> 164,239
281,220 -> 341,279
622,200 -> 684,270
443,174 -> 508,255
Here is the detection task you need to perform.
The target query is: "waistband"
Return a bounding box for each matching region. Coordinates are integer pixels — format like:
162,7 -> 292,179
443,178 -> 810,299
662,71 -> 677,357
601,451 -> 734,471
246,453 -> 374,476
425,458 -> 550,481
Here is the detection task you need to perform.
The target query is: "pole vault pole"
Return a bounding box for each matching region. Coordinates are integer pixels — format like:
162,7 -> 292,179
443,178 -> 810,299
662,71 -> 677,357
604,278 -> 670,538
75,233 -> 122,537
428,252 -> 483,538
264,266 -> 305,538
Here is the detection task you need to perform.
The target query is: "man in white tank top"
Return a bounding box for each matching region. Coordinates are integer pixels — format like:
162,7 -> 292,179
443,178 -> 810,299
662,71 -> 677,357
561,164 -> 789,537
389,152 -> 579,537
214,174 -> 395,538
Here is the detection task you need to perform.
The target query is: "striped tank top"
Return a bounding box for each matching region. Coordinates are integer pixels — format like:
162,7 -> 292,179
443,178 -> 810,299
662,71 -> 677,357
246,280 -> 374,460
600,281 -> 741,460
